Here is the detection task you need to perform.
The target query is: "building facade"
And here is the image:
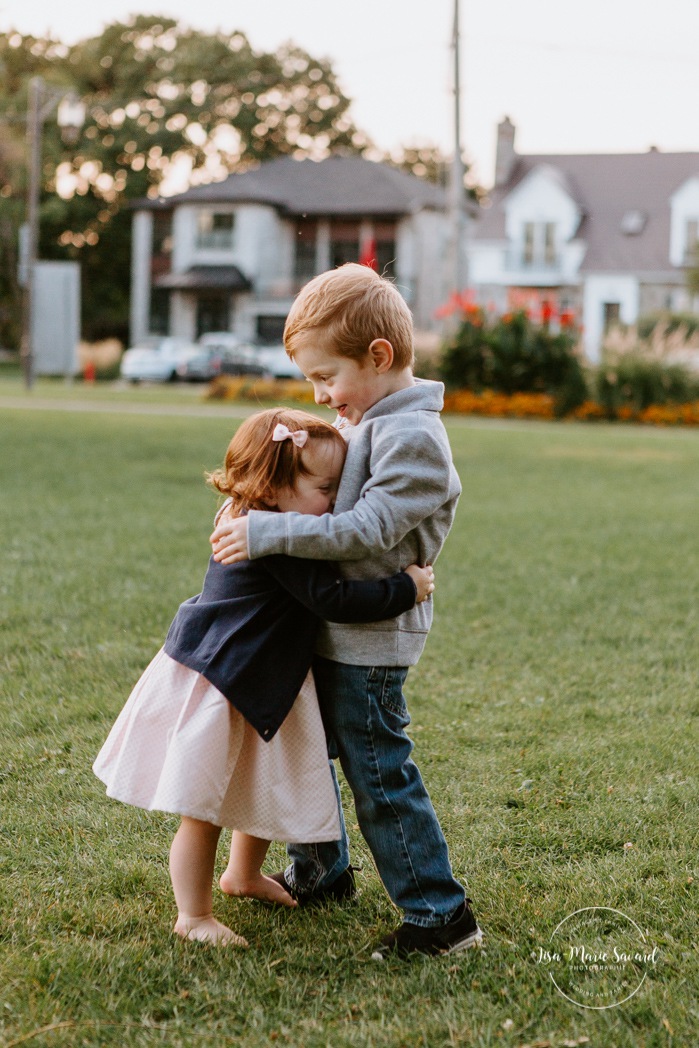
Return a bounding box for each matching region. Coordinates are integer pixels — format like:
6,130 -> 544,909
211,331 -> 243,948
467,118 -> 699,360
130,155 -> 451,348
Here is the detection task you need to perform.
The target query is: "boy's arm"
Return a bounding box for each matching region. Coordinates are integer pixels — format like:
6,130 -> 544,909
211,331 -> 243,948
212,427 -> 458,563
263,556 -> 433,622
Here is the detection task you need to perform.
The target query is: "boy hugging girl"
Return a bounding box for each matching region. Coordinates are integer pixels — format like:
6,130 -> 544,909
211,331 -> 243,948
96,263 -> 481,959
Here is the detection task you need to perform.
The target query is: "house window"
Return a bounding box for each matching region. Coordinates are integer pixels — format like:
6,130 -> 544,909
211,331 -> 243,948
375,221 -> 397,278
330,221 -> 360,267
153,210 -> 173,256
149,288 -> 170,335
196,211 -> 235,250
522,222 -> 535,265
620,210 -> 646,235
294,219 -> 318,283
603,302 -> 621,332
256,314 -> 287,343
685,219 -> 699,263
521,221 -> 558,267
151,210 -> 173,281
196,293 -> 230,338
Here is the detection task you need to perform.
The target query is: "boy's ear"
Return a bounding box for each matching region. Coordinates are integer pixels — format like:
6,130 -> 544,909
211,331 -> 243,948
368,338 -> 394,373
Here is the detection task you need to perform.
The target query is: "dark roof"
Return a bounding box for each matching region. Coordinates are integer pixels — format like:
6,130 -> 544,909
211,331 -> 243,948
474,150 -> 699,273
141,155 -> 446,217
155,265 -> 251,291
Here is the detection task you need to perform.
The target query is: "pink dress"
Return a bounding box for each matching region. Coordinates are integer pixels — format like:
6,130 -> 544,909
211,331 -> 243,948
93,650 -> 340,842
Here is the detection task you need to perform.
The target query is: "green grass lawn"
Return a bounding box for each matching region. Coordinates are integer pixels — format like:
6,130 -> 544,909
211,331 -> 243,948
0,370 -> 221,407
1,405 -> 697,1047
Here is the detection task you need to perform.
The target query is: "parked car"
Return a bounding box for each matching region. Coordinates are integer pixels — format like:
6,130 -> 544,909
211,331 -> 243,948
196,331 -> 246,352
189,333 -> 302,379
176,332 -> 271,381
177,345 -> 270,381
254,343 -> 304,379
120,337 -> 200,383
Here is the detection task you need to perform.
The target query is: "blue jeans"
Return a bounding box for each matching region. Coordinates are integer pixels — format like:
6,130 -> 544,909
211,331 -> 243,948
286,656 -> 466,927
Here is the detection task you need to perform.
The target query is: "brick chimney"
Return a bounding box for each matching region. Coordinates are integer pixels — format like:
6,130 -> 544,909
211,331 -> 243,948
494,116 -> 516,186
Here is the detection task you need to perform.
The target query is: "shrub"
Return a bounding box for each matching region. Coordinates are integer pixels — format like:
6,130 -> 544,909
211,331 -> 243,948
595,352 -> 699,417
636,312 -> 699,341
439,308 -> 588,415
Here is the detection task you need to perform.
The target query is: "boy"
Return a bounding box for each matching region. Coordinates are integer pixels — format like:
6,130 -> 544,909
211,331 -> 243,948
210,264 -> 481,958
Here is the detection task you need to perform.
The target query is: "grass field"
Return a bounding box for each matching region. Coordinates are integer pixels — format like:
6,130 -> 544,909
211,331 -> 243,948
1,401 -> 697,1047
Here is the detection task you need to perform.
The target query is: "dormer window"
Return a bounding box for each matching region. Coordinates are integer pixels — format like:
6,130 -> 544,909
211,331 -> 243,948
196,210 -> 235,250
521,221 -> 557,267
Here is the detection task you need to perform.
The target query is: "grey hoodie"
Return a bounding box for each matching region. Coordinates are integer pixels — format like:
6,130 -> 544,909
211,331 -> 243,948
247,379 -> 462,666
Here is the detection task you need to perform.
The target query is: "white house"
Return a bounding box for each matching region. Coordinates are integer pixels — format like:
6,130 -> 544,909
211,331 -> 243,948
130,155 -> 451,348
467,118 -> 699,360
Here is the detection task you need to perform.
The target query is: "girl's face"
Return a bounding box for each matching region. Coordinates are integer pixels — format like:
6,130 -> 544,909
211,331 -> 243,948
272,437 -> 346,516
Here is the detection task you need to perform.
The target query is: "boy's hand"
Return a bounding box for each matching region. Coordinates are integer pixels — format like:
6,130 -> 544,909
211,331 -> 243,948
404,564 -> 435,603
210,515 -> 250,564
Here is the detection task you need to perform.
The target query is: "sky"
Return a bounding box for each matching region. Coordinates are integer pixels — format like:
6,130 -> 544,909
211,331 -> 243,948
2,0 -> 699,188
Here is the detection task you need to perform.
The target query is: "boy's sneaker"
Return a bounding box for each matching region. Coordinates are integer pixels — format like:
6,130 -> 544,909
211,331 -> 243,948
268,866 -> 357,908
371,899 -> 482,960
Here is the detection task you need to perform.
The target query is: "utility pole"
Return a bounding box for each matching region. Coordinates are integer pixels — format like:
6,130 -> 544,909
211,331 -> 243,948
19,78 -> 85,390
20,77 -> 43,390
450,0 -> 467,294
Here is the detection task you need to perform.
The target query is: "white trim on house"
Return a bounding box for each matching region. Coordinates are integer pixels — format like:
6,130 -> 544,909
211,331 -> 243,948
582,276 -> 640,361
669,177 -> 699,267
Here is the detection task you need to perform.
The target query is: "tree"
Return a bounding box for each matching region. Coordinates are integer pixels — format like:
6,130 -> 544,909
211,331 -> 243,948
0,17 -> 368,346
375,141 -> 485,202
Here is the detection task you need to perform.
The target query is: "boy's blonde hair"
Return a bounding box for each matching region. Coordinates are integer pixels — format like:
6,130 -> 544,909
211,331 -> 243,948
284,263 -> 414,370
207,407 -> 345,517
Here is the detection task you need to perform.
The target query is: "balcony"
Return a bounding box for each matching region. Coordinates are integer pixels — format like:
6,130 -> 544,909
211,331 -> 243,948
503,248 -> 564,285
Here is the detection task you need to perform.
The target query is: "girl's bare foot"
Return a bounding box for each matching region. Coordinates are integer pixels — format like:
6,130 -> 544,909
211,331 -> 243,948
174,913 -> 248,946
219,867 -> 297,907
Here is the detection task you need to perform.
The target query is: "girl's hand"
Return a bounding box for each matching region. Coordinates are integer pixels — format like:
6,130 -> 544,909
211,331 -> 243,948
404,564 -> 435,603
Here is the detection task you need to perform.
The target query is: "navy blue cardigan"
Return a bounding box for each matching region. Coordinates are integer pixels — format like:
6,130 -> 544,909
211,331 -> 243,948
164,554 -> 417,741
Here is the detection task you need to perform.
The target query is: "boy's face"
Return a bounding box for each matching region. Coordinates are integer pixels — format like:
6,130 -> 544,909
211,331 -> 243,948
292,330 -> 384,426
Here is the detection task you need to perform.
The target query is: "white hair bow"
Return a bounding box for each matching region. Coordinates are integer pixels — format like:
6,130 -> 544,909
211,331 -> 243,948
272,423 -> 308,447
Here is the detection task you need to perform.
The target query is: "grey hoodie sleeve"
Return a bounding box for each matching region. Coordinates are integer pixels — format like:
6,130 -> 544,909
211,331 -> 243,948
247,424 -> 459,561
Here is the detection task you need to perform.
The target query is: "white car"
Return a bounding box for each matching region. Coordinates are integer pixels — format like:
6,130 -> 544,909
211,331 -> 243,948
197,331 -> 247,352
254,344 -> 304,379
120,337 -> 200,383
196,333 -> 303,379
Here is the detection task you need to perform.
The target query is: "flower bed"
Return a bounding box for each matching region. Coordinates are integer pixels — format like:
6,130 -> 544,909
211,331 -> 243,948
444,389 -> 699,425
205,375 -> 315,403
442,389 -> 556,418
206,376 -> 699,425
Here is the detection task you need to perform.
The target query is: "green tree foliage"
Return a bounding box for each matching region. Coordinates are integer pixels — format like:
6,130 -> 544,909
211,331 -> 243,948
0,17 -> 367,346
376,142 -> 484,203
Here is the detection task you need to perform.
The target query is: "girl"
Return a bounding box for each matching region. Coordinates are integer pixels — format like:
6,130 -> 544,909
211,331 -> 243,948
93,408 -> 434,946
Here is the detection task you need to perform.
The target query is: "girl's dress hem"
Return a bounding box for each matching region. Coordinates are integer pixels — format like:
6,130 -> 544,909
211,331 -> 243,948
93,648 -> 340,842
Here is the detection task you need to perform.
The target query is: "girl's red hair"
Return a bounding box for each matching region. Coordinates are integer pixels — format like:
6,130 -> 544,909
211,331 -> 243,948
207,408 -> 345,516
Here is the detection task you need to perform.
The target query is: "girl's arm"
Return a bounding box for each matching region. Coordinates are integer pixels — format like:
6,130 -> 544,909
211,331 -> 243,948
262,556 -> 431,623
